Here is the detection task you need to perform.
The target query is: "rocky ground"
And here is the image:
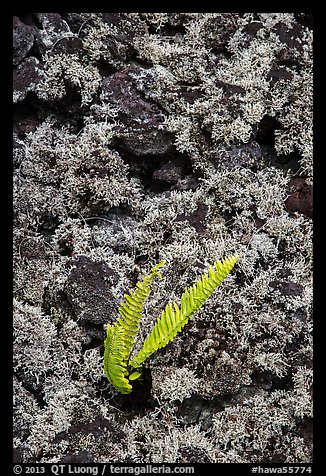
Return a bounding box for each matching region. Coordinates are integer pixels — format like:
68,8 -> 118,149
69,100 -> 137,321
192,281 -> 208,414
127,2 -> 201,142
13,13 -> 313,463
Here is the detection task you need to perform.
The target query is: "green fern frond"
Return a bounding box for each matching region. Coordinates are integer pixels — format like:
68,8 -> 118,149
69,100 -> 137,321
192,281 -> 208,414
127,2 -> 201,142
103,256 -> 237,394
103,261 -> 165,394
116,261 -> 165,350
103,324 -> 132,394
130,255 -> 238,368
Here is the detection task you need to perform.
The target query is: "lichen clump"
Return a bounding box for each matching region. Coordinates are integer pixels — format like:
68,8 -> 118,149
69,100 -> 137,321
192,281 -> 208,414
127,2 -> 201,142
13,12 -> 312,463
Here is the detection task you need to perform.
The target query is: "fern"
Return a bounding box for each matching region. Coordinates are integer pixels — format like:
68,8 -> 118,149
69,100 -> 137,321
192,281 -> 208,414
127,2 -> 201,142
103,256 -> 238,394
103,324 -> 132,394
130,256 -> 238,368
103,261 -> 165,394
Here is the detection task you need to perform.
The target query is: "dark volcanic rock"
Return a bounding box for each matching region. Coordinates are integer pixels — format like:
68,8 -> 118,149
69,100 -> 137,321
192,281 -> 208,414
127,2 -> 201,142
272,22 -> 305,52
212,143 -> 265,170
102,68 -> 175,156
243,21 -> 264,36
13,446 -> 33,463
153,157 -> 188,184
202,13 -> 240,51
51,36 -> 85,56
269,280 -> 304,297
33,13 -> 71,54
63,256 -> 120,325
13,16 -> 35,65
285,178 -> 313,218
175,202 -> 208,233
179,446 -> 211,463
13,57 -> 44,103
118,128 -> 174,157
61,450 -> 94,463
267,67 -> 293,86
100,13 -> 148,68
101,69 -> 163,127
12,13 -> 313,465
55,418 -> 126,446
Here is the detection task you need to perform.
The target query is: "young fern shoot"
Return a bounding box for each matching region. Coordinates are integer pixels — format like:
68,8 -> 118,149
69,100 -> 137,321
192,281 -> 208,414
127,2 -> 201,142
103,256 -> 238,394
103,261 -> 164,394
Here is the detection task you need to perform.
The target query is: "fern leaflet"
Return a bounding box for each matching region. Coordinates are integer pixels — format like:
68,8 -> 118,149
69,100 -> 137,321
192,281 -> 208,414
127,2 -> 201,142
103,324 -> 132,394
103,256 -> 238,394
130,256 -> 238,368
103,261 -> 164,394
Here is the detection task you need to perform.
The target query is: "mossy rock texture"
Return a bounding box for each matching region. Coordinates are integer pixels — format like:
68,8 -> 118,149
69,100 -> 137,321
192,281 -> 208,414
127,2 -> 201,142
13,13 -> 312,463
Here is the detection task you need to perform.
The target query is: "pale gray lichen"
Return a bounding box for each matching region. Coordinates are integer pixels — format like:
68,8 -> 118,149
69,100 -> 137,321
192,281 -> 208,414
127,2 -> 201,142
151,366 -> 201,403
212,367 -> 312,462
13,12 -> 313,464
36,52 -> 101,106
